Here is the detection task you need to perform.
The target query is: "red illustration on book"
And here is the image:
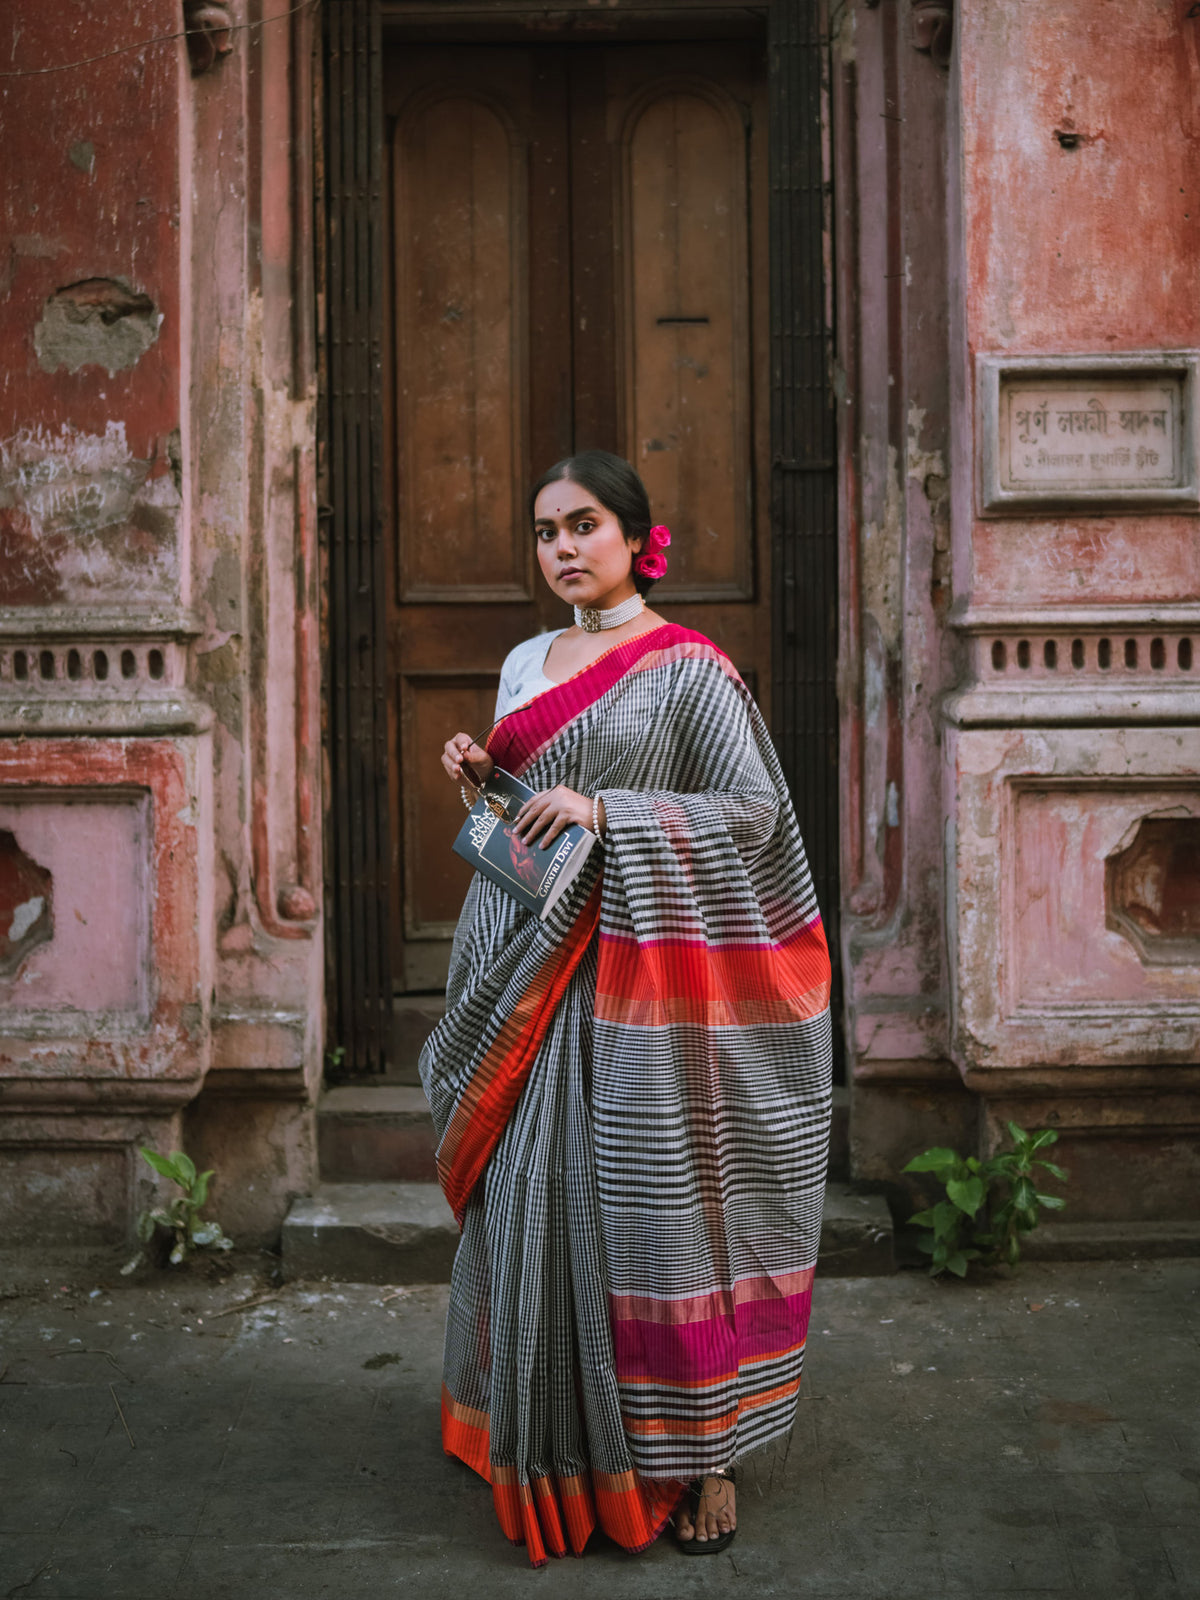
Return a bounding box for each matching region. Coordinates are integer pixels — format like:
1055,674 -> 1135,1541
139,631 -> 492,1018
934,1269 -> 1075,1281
503,825 -> 544,889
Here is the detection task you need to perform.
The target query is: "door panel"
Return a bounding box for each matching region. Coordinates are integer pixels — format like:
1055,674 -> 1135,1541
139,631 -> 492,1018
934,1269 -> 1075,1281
395,89 -> 531,601
620,82 -> 752,600
385,41 -> 769,991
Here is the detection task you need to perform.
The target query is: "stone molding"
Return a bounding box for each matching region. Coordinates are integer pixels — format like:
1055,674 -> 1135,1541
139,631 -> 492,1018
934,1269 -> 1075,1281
945,604 -> 1200,726
0,606 -> 202,638
206,1009 -> 310,1100
0,698 -> 213,737
0,607 -> 209,731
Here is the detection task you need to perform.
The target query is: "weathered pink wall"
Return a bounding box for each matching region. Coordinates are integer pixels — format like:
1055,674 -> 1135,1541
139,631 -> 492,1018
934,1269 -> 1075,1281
836,0 -> 976,1192
940,0 -> 1200,1219
0,3 -> 184,604
0,4 -> 324,1248
962,0 -> 1200,608
839,0 -> 1200,1225
0,794 -> 149,1014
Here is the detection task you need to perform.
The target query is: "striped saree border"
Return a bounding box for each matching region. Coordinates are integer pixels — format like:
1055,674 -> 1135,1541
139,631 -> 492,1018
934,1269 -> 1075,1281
441,1385 -> 683,1566
437,884 -> 602,1225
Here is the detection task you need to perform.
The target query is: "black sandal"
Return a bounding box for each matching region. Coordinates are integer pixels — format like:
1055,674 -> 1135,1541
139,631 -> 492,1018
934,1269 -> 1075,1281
676,1468 -> 737,1555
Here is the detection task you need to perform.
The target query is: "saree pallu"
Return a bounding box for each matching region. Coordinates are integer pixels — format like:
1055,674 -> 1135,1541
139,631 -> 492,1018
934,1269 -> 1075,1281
419,625 -> 832,1566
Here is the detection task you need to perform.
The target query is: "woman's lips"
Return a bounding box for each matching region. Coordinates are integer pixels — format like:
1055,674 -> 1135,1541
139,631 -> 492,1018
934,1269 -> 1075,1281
559,567 -> 585,580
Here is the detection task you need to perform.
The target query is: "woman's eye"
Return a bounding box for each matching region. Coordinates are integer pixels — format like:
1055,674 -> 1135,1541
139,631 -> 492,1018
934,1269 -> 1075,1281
575,520 -> 594,534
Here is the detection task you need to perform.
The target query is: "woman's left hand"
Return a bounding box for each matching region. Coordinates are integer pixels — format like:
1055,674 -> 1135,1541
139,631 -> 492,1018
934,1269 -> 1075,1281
513,785 -> 597,849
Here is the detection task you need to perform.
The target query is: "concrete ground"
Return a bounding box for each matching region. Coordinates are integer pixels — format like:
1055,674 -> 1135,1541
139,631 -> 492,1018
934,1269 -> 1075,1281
0,1254 -> 1196,1600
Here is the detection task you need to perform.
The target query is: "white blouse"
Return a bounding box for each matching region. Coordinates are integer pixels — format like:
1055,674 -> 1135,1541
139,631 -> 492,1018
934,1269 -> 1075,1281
494,630 -> 566,719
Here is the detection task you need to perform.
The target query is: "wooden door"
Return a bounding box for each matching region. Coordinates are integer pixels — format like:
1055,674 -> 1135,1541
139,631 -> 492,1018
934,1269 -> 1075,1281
384,41 -> 769,990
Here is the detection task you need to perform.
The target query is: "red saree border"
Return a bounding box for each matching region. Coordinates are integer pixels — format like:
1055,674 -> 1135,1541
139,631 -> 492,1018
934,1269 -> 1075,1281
487,625 -> 739,777
437,884 -> 602,1225
441,1385 -> 683,1567
595,924 -> 832,1029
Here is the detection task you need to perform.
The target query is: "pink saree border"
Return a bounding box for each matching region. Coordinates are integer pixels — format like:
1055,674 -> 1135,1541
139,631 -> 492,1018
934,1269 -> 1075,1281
486,625 -> 738,777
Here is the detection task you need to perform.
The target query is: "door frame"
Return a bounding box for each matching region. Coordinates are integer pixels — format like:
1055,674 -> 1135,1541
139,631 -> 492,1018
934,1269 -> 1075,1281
318,0 -> 837,1077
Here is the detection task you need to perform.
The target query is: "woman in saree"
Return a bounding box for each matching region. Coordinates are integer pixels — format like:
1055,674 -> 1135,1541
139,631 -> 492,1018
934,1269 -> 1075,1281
423,450 -> 832,1565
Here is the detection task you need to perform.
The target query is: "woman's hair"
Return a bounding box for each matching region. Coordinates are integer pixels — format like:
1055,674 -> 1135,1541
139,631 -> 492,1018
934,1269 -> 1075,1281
529,450 -> 658,596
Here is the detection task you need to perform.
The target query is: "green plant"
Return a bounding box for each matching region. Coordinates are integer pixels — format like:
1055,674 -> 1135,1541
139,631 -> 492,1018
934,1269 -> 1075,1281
134,1148 -> 233,1266
903,1122 -> 1068,1278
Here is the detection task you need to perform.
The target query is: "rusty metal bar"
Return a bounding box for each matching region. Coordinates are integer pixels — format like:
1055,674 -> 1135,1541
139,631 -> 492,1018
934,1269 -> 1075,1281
320,0 -> 392,1076
768,0 -> 842,1061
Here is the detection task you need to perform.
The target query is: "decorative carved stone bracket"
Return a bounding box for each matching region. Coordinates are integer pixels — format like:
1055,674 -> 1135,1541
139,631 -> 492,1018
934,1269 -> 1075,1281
183,2 -> 234,77
911,0 -> 953,69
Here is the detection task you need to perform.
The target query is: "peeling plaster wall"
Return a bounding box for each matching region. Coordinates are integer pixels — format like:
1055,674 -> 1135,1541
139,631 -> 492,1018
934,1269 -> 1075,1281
0,3 -> 323,1247
174,0 -> 325,1230
961,0 -> 1200,607
0,5 -> 183,606
837,0 -> 965,1181
841,0 -> 1200,1224
938,0 -> 1200,1220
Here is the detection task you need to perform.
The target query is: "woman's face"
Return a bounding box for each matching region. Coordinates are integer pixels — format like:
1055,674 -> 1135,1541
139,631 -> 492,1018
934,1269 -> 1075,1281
533,479 -> 643,613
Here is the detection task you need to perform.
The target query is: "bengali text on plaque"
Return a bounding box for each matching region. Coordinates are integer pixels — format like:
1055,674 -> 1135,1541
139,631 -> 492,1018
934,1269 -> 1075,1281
999,377 -> 1183,493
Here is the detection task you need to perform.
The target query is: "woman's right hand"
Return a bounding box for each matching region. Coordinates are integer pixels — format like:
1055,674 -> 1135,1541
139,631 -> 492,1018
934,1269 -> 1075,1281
442,732 -> 495,788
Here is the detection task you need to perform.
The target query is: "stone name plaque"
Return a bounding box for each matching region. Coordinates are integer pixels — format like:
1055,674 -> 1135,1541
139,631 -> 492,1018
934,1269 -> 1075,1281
978,353 -> 1200,514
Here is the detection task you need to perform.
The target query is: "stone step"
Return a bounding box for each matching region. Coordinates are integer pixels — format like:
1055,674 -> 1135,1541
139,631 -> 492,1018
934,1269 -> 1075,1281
282,1183 -> 460,1285
819,1182 -> 896,1275
281,1180 -> 894,1284
1019,1219 -> 1200,1262
317,1080 -> 852,1186
390,995 -> 443,1085
318,1084 -> 437,1183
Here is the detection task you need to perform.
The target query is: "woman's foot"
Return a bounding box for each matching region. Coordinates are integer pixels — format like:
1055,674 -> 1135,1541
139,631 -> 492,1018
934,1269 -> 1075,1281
675,1472 -> 737,1550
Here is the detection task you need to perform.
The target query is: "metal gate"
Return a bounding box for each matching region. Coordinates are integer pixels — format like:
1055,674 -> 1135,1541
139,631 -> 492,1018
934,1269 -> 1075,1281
768,1 -> 842,1042
318,0 -> 392,1076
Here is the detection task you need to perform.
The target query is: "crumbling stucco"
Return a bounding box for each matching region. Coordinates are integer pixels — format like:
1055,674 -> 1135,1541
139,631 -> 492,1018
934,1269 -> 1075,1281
0,421 -> 179,601
34,278 -> 161,377
860,441 -> 904,658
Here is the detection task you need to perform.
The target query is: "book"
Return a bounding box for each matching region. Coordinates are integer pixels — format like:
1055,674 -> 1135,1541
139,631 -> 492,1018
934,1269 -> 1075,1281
452,767 -> 598,919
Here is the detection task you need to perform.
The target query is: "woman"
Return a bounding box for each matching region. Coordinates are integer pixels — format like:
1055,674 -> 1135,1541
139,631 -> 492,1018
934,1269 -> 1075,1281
422,450 -> 832,1565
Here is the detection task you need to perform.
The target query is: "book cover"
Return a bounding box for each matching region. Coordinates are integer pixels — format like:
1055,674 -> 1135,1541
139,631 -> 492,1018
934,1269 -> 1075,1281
452,768 -> 598,919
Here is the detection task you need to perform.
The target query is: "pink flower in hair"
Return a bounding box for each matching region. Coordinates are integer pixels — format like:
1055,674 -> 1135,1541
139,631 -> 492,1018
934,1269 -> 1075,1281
634,524 -> 671,579
635,551 -> 668,580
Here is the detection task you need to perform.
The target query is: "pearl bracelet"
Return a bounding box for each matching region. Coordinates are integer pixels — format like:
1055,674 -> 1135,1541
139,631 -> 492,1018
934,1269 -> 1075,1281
591,793 -> 604,840
460,784 -> 475,812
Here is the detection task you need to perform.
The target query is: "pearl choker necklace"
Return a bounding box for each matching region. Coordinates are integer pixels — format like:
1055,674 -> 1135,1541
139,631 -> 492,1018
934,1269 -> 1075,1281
574,593 -> 644,633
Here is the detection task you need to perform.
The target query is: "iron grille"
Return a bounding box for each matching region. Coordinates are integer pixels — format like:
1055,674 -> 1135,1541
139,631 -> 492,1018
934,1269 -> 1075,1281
320,0 -> 392,1075
768,0 -> 842,1059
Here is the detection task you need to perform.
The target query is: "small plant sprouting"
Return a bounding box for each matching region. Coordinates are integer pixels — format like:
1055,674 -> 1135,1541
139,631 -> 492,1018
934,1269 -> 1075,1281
129,1148 -> 234,1269
903,1122 -> 1068,1278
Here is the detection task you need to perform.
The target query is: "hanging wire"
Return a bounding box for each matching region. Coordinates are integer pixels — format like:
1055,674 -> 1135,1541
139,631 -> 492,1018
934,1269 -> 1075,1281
0,0 -> 318,80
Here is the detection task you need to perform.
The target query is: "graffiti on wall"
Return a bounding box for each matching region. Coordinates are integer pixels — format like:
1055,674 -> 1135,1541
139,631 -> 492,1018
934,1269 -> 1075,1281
0,420 -> 179,602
